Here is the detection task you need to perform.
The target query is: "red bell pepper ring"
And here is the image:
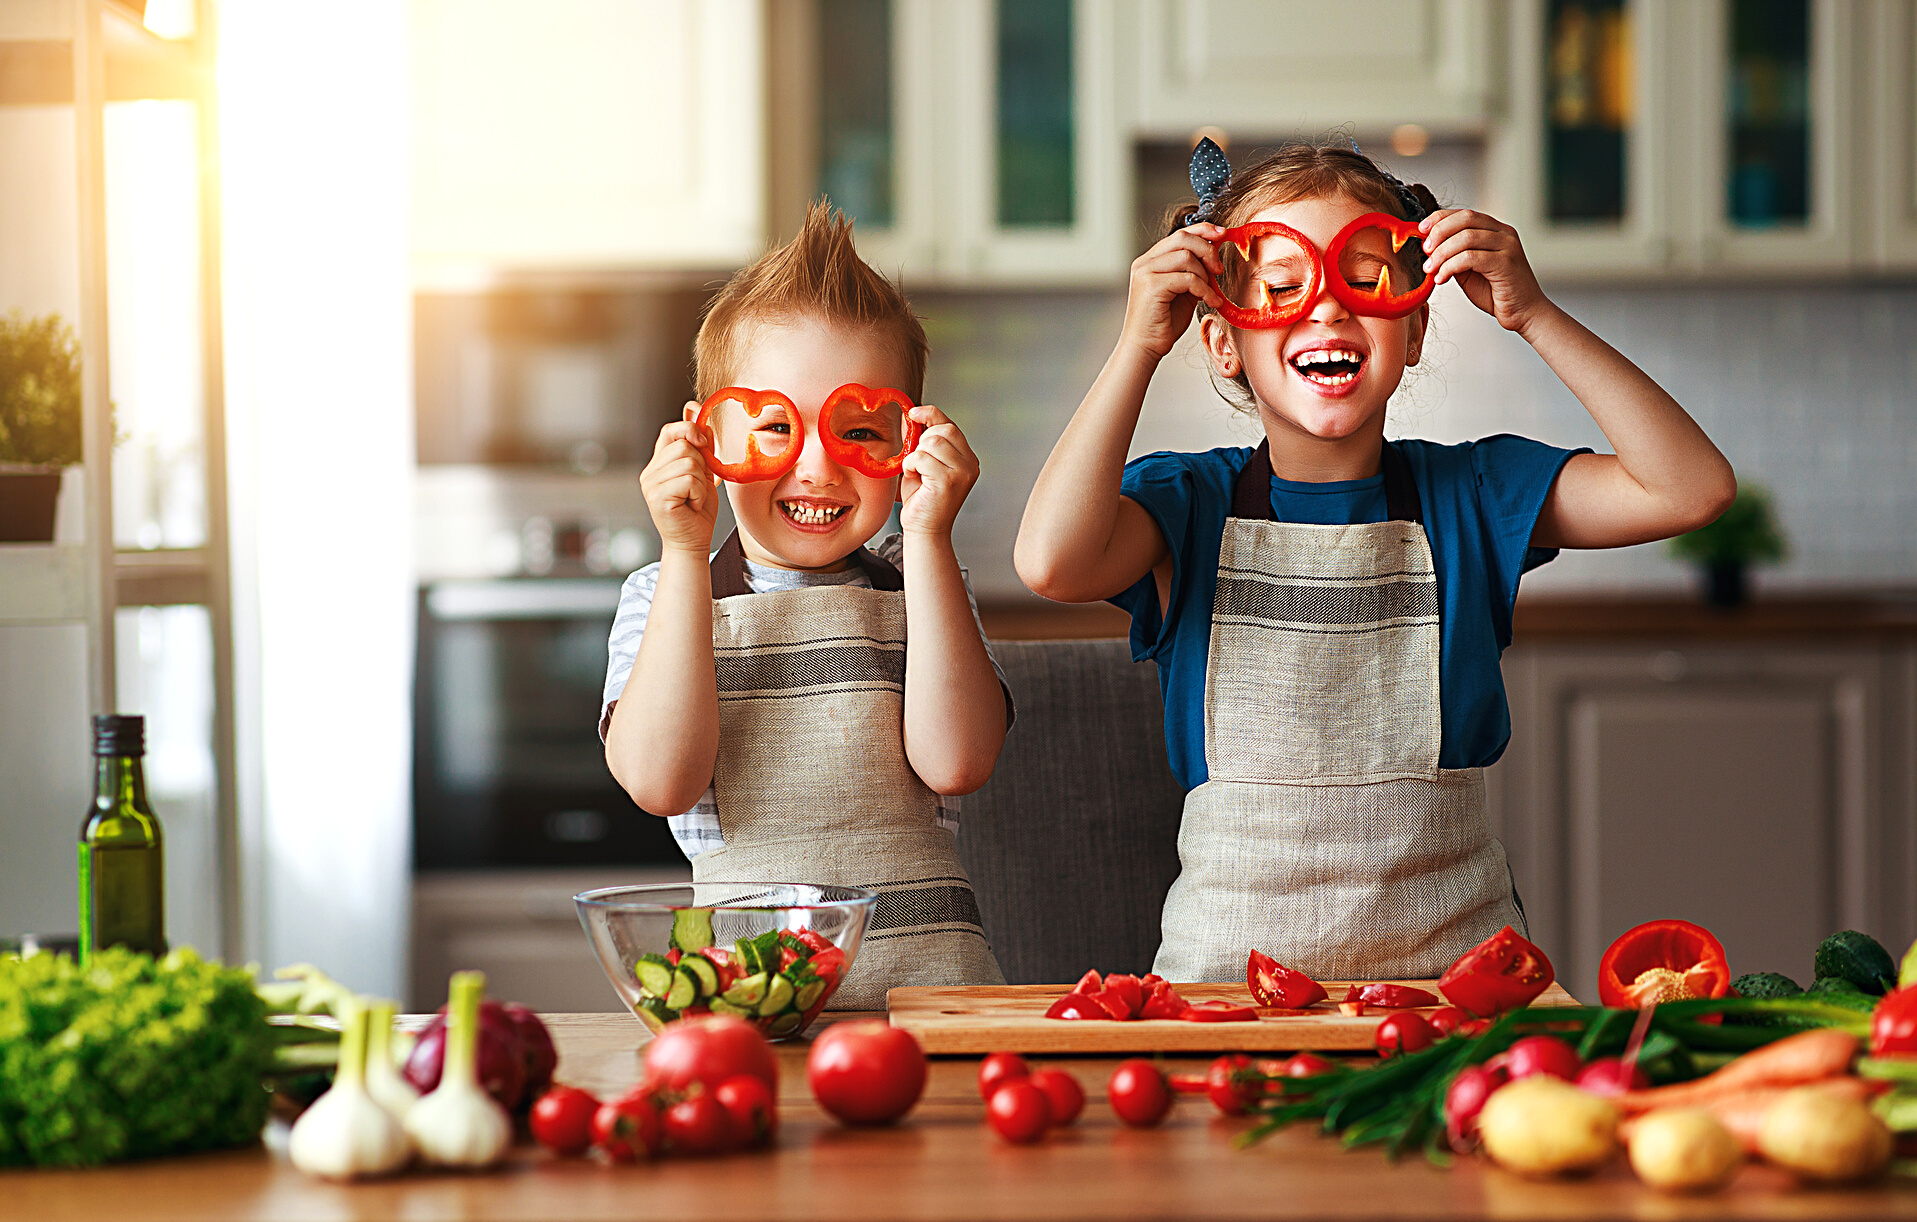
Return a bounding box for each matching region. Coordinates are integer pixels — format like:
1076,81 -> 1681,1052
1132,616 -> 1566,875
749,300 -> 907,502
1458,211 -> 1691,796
1438,924 -> 1556,1017
696,387 -> 804,482
1342,983 -> 1439,1009
1323,211 -> 1434,320
1246,949 -> 1329,1008
1209,221 -> 1323,330
817,383 -> 922,479
1596,919 -> 1732,1008
1181,1000 -> 1258,1023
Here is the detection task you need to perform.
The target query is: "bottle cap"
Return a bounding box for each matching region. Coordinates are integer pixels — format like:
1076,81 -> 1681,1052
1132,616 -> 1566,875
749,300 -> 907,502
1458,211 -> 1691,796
91,714 -> 145,758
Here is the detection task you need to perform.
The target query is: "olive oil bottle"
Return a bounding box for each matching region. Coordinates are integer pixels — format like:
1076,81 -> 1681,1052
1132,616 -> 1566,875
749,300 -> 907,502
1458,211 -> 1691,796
78,714 -> 165,960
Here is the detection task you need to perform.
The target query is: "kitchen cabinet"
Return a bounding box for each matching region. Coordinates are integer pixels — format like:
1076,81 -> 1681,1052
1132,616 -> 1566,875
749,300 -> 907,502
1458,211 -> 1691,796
768,0 -> 1129,286
1491,639 -> 1917,1002
409,0 -> 765,278
1864,0 -> 1917,268
1128,0 -> 1499,138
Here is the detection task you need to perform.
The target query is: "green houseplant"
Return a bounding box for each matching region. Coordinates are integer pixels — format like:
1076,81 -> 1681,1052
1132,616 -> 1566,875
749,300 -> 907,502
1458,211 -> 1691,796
1668,483 -> 1786,608
0,311 -> 84,542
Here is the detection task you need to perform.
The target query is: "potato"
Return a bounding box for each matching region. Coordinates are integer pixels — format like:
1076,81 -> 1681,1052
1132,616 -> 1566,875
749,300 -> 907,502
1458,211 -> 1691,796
1757,1084 -> 1892,1183
1627,1107 -> 1742,1192
1479,1076 -> 1619,1176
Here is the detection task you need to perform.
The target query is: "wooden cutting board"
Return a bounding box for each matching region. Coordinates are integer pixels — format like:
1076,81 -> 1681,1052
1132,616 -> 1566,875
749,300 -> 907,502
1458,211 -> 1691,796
887,981 -> 1581,1053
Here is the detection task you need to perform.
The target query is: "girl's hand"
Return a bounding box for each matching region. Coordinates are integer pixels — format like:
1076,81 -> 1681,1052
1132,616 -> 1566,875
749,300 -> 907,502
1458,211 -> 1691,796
1120,223 -> 1227,360
898,405 -> 977,539
641,409 -> 722,555
1419,209 -> 1554,337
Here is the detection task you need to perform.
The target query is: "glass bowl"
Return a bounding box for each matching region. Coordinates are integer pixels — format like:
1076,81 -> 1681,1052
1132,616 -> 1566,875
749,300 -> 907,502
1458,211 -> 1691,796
575,882 -> 876,1040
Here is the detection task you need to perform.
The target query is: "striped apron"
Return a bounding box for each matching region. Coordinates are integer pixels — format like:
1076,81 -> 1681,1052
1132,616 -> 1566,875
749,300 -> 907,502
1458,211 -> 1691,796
690,531 -> 1004,1010
1153,442 -> 1524,983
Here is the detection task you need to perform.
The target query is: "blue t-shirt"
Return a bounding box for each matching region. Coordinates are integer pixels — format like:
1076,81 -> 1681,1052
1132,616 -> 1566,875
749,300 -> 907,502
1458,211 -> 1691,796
1112,437 -> 1585,790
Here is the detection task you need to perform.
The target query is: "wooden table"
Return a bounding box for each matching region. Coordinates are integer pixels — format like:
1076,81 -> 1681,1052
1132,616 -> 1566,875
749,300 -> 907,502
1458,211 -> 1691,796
5,1013 -> 1915,1222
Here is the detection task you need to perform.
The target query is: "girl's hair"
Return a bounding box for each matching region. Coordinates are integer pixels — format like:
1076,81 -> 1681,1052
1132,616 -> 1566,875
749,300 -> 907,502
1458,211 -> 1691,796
694,201 -> 928,401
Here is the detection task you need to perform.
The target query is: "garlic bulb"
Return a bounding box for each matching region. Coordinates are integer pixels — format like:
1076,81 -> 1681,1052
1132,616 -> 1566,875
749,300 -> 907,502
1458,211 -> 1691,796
404,970 -> 512,1168
364,1000 -> 421,1119
288,1003 -> 414,1179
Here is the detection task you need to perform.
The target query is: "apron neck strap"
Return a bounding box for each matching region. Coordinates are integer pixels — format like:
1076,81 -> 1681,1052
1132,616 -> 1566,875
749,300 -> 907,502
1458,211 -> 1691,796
709,530 -> 905,598
1229,440 -> 1425,525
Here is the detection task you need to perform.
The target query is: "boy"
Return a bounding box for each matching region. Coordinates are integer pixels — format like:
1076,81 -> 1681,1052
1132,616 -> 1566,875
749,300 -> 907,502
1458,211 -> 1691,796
602,205 -> 1010,1007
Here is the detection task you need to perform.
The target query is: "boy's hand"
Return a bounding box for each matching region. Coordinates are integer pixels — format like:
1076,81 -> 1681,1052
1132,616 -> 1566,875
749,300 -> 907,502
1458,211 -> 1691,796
1418,208 -> 1554,337
641,408 -> 722,555
898,405 -> 977,539
1120,223 -> 1226,361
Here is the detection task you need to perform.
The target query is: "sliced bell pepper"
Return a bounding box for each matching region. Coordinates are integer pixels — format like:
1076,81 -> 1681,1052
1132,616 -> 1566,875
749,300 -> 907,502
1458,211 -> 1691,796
1181,1000 -> 1257,1023
1342,983 -> 1439,1009
696,387 -> 804,482
1209,221 -> 1323,330
1246,949 -> 1329,1008
1323,212 -> 1434,320
1438,925 -> 1556,1017
1596,919 -> 1732,1008
818,383 -> 921,479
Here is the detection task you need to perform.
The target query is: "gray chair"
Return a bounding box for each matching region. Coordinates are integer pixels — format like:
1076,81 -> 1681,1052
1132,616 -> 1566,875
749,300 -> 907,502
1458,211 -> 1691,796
957,639 -> 1188,984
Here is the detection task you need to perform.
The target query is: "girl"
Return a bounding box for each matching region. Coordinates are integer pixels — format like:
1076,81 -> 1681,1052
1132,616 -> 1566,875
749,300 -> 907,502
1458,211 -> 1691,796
1015,139 -> 1734,983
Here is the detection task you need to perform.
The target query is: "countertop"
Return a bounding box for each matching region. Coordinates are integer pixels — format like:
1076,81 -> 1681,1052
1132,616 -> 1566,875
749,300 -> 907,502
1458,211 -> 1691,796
8,1012 -> 1915,1222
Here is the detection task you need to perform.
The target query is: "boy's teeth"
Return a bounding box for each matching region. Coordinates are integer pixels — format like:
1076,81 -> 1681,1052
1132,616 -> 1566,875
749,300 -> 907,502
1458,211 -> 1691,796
781,501 -> 848,525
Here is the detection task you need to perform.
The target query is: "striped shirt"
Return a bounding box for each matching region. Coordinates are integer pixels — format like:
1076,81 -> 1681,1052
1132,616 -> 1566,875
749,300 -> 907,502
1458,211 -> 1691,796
600,534 -> 1008,861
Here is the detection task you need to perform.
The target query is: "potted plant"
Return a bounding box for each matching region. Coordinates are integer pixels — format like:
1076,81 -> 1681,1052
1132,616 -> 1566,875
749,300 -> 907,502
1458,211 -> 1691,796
1668,483 -> 1786,608
0,311 -> 84,543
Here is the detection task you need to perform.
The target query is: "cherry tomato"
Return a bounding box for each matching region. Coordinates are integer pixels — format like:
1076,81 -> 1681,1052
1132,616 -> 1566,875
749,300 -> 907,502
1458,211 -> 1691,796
1872,985 -> 1917,1056
590,1094 -> 660,1162
663,1093 -> 735,1155
1504,1034 -> 1581,1081
713,1073 -> 778,1146
642,1015 -> 778,1093
1107,1059 -> 1173,1127
1283,1052 -> 1334,1078
1374,1012 -> 1437,1057
1574,1056 -> 1650,1097
978,1052 -> 1030,1101
807,1021 -> 928,1126
986,1079 -> 1052,1144
530,1084 -> 601,1156
1027,1068 -> 1085,1126
1205,1053 -> 1260,1115
1427,1006 -> 1470,1037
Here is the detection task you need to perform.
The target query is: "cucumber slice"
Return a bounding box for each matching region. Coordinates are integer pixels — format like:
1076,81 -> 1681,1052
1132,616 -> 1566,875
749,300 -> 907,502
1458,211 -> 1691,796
723,971 -> 770,1008
635,996 -> 676,1033
749,929 -> 782,967
634,954 -> 675,999
670,908 -> 715,953
708,997 -> 753,1019
757,973 -> 796,1017
734,937 -> 762,976
680,954 -> 721,998
665,966 -> 699,1010
793,979 -> 826,1012
767,1012 -> 803,1038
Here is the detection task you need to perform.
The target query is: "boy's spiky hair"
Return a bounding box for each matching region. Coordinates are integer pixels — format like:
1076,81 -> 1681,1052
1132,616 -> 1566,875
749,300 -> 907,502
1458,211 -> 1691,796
693,202 -> 927,402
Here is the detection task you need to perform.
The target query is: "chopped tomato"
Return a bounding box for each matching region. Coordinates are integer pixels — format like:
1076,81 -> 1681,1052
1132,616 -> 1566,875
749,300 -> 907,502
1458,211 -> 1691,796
1101,974 -> 1144,1019
1438,925 -> 1555,1017
1073,969 -> 1104,995
1139,981 -> 1192,1020
1044,994 -> 1110,1021
1182,1000 -> 1257,1023
1246,950 -> 1329,1008
1343,983 -> 1439,1009
795,928 -> 834,954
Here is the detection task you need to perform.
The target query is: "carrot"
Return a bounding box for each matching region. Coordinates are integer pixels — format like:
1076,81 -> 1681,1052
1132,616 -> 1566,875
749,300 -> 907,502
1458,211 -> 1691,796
1616,1029 -> 1858,1114
1619,1078 -> 1879,1153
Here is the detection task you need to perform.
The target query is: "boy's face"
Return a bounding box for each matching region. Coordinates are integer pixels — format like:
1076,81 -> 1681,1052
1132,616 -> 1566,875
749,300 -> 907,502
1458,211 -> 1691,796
700,317 -> 911,572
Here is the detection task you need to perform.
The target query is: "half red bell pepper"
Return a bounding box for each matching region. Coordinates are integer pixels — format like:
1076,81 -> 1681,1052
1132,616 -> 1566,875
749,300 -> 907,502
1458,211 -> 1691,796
1209,221 -> 1322,330
1438,925 -> 1556,1017
1246,949 -> 1328,1008
1342,983 -> 1439,1009
1323,212 -> 1434,320
818,383 -> 922,478
696,387 -> 803,482
1596,919 -> 1732,1008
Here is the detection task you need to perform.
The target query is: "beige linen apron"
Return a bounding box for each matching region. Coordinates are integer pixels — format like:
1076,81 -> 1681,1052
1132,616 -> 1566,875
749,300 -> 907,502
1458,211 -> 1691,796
1154,442 -> 1523,983
690,532 -> 1004,1010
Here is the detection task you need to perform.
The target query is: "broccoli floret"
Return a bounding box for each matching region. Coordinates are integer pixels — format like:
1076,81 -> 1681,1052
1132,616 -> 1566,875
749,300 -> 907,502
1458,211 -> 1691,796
0,947 -> 272,1167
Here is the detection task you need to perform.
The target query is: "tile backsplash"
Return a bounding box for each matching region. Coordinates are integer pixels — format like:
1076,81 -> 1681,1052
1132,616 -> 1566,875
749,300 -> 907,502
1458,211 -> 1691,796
920,284 -> 1917,601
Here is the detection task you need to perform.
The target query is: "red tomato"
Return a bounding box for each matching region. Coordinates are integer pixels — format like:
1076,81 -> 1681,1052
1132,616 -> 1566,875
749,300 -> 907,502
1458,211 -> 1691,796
1072,969 -> 1104,995
1205,1054 -> 1259,1116
795,927 -> 833,954
1438,925 -> 1555,1017
1344,983 -> 1440,1009
978,1052 -> 1030,1101
1140,973 -> 1165,989
1374,1012 -> 1437,1057
1107,1059 -> 1173,1127
1575,1057 -> 1650,1097
1246,950 -> 1329,1008
1139,982 -> 1192,1020
1027,1068 -> 1084,1126
807,1021 -> 927,1126
530,1084 -> 601,1156
1872,985 -> 1917,1056
1504,1034 -> 1582,1082
1426,1006 -> 1469,1037
590,1094 -> 660,1162
1044,994 -> 1109,1021
642,1015 -> 778,1094
712,1074 -> 778,1146
985,1079 -> 1052,1144
1283,1052 -> 1334,1078
1182,1000 -> 1257,1022
663,1093 -> 735,1155
1100,974 -> 1144,1019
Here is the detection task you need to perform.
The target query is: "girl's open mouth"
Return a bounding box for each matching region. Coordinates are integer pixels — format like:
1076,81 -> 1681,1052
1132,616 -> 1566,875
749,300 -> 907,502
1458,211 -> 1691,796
780,500 -> 850,528
1289,347 -> 1366,388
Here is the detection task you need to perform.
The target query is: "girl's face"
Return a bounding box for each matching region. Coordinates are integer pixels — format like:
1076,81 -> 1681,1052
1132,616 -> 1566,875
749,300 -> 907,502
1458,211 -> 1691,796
1200,192 -> 1427,447
698,317 -> 908,572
